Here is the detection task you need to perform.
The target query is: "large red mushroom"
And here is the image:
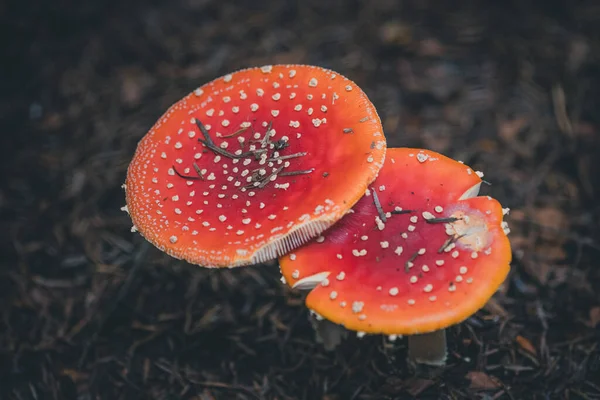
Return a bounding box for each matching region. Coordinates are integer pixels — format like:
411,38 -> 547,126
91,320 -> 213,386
279,147 -> 512,366
123,64 -> 386,268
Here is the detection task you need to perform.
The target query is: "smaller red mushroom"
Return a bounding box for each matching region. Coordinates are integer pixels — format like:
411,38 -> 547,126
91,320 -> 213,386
279,147 -> 512,366
123,64 -> 386,268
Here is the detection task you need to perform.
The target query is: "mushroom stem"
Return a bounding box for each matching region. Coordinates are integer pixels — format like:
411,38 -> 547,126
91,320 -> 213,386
310,317 -> 348,351
407,329 -> 447,367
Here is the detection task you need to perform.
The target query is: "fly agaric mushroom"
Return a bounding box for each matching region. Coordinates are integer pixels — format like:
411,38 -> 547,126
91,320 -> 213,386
124,64 -> 386,268
279,148 -> 511,366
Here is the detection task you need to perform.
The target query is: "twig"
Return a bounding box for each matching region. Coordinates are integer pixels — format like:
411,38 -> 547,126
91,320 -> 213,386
260,121 -> 273,148
173,164 -> 204,180
192,162 -> 205,180
267,152 -> 307,162
279,169 -> 315,177
195,117 -> 262,159
195,118 -> 214,146
370,188 -> 386,222
405,251 -> 418,272
78,241 -> 150,367
391,209 -> 414,215
198,138 -> 257,159
425,217 -> 459,224
438,234 -> 466,253
243,165 -> 285,189
221,126 -> 248,139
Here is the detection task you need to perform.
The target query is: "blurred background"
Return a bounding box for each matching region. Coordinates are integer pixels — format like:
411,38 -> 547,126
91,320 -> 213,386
1,0 -> 600,398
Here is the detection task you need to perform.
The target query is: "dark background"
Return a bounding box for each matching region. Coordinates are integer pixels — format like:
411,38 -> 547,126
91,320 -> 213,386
1,0 -> 600,399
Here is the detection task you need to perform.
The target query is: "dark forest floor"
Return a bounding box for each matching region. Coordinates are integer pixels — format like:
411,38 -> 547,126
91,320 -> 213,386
2,0 -> 600,399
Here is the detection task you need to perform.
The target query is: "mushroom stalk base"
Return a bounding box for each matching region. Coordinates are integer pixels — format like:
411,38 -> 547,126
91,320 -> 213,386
407,330 -> 447,367
310,317 -> 348,351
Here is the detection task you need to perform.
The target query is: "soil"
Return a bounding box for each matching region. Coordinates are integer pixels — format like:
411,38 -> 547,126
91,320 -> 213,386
2,0 -> 600,399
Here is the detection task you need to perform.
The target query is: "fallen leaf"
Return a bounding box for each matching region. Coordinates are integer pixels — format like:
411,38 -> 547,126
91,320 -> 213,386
467,371 -> 502,390
199,390 -> 217,400
516,335 -> 537,356
498,117 -> 529,143
118,67 -> 155,107
589,307 -> 600,327
475,138 -> 498,153
536,244 -> 567,263
61,368 -> 89,382
522,259 -> 554,285
532,207 -> 569,243
379,20 -> 412,46
483,297 -> 508,317
509,209 -> 526,222
418,38 -> 445,57
383,115 -> 400,135
404,378 -> 435,396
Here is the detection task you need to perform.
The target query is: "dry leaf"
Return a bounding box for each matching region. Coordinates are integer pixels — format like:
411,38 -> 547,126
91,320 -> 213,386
418,38 -> 445,57
498,117 -> 529,143
60,368 -> 89,382
467,371 -> 502,390
405,378 -> 435,396
532,207 -> 569,243
523,258 -> 557,285
483,297 -> 508,317
118,67 -> 154,107
475,138 -> 498,153
516,335 -> 537,355
379,21 -> 413,45
589,307 -> 600,327
509,209 -> 526,222
536,244 -> 567,263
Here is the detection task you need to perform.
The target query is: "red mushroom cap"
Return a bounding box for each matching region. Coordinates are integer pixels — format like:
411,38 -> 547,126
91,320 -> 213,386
279,148 -> 512,335
124,64 -> 386,267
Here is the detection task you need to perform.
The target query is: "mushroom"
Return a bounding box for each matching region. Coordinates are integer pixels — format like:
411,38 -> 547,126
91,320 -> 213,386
278,148 -> 512,367
124,64 -> 386,268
